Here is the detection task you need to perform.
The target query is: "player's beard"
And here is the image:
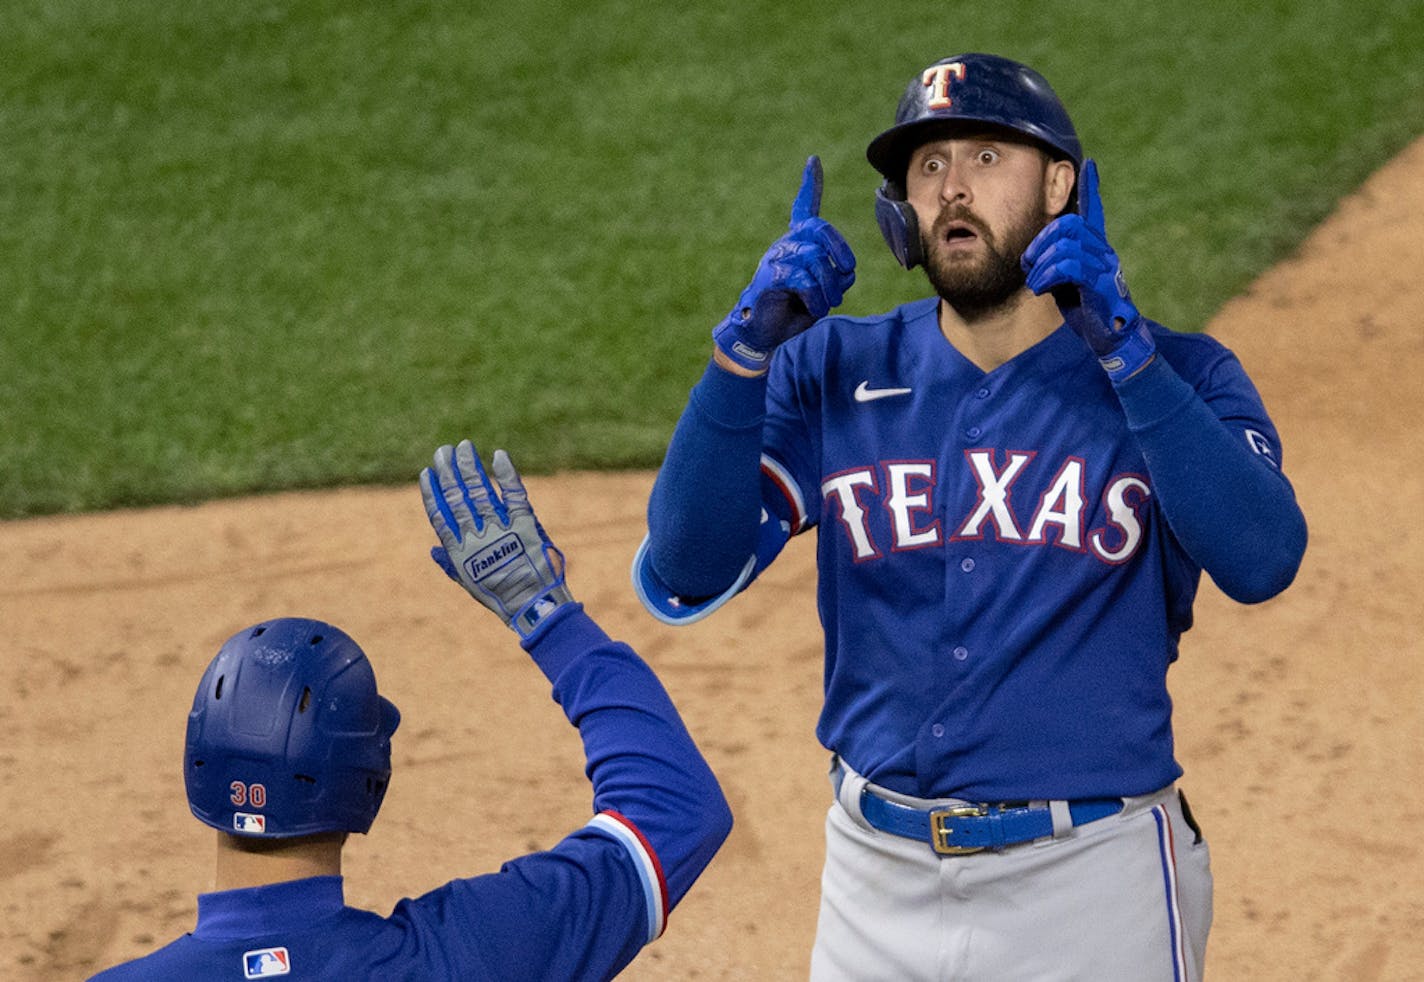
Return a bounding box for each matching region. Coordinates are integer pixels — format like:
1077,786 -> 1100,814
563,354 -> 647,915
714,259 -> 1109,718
920,202 -> 1051,321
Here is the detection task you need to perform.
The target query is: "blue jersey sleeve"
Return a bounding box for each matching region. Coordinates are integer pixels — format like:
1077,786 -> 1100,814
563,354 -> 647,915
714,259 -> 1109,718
522,604 -> 732,910
1114,331 -> 1307,602
385,828 -> 666,981
759,325 -> 826,534
390,604 -> 735,980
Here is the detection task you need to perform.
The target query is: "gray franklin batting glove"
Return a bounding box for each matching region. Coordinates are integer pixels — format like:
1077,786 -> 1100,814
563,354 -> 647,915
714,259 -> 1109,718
420,440 -> 574,639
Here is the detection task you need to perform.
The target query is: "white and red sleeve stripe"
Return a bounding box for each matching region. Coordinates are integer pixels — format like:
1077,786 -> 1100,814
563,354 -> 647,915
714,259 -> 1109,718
587,810 -> 670,944
760,454 -> 808,533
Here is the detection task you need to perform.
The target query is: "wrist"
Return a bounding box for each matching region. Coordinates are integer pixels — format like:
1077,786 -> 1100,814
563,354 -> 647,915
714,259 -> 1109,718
519,602 -> 601,682
712,343 -> 769,378
1099,318 -> 1156,384
509,583 -> 575,639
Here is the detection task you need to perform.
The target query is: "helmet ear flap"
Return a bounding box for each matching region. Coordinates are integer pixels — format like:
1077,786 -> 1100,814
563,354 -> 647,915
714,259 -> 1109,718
874,182 -> 923,270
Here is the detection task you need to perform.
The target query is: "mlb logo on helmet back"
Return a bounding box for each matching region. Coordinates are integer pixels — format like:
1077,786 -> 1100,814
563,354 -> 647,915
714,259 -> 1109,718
233,812 -> 267,834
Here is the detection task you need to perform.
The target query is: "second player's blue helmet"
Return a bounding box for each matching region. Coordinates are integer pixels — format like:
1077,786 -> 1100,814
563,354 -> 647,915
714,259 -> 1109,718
184,618 -> 401,839
866,53 -> 1083,268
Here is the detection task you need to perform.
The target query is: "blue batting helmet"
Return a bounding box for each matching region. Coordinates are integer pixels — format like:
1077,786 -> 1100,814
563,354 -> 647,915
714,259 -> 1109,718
184,618 -> 400,838
866,53 -> 1083,268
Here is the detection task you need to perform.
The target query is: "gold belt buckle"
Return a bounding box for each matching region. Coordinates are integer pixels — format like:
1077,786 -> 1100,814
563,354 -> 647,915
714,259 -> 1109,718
931,803 -> 989,855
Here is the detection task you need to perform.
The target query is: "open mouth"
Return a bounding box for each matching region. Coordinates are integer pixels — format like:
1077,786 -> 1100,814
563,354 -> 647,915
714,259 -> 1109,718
941,221 -> 981,246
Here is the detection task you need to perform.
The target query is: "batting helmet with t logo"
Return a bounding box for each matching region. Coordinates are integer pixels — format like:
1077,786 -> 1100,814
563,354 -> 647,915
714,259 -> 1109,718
866,53 -> 1083,269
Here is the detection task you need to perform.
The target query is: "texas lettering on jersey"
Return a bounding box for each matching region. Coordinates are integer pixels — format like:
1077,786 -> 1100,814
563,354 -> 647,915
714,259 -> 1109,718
818,449 -> 1152,566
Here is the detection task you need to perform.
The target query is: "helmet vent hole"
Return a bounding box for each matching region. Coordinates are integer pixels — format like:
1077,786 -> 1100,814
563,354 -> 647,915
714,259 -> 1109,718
251,626 -> 266,638
298,687 -> 312,713
214,675 -> 225,700
294,773 -> 317,785
193,759 -> 205,768
309,634 -> 323,645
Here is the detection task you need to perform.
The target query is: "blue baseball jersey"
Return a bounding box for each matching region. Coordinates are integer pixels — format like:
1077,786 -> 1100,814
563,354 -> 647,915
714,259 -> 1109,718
90,605 -> 732,982
640,297 -> 1305,803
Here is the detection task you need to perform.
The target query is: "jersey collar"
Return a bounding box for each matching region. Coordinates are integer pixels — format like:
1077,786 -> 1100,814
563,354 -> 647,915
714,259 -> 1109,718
194,875 -> 346,940
914,297 -> 1090,378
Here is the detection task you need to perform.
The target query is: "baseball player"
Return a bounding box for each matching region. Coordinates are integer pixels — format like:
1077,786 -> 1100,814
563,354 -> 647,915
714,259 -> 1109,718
90,440 -> 732,981
633,53 -> 1308,980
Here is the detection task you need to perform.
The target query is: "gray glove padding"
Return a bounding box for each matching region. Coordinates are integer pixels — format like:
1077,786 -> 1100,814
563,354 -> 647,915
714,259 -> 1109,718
420,440 -> 573,638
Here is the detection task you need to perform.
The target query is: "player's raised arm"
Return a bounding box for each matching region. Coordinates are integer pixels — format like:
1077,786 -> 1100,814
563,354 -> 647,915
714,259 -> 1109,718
1022,162 -> 1307,601
421,441 -> 732,977
634,158 -> 853,619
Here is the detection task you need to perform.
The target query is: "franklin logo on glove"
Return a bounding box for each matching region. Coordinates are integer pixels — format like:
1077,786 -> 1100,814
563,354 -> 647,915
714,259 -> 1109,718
467,534 -> 525,578
421,441 -> 576,639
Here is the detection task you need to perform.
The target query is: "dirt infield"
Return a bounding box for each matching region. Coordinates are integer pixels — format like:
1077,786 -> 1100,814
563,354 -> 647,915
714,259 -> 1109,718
5,138 -> 1423,980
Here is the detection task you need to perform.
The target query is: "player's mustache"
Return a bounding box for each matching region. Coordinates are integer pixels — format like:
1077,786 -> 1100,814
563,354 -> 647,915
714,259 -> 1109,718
931,206 -> 993,245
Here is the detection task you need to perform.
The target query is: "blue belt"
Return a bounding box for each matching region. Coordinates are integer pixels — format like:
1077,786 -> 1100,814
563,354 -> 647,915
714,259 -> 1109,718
833,763 -> 1124,856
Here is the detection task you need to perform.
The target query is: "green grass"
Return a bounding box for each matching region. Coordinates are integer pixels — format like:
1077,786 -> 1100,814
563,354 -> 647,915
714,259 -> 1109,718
3,0 -> 1422,516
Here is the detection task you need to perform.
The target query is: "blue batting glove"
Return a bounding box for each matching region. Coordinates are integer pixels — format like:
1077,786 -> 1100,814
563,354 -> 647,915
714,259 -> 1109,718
1021,159 -> 1156,382
713,156 -> 856,373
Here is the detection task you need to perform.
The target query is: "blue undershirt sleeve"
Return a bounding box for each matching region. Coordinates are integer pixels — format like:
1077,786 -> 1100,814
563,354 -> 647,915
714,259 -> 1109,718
646,360 -> 770,599
1113,355 -> 1307,603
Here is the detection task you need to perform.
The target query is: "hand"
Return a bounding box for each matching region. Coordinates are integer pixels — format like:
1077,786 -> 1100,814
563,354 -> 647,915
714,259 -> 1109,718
420,440 -> 574,638
712,156 -> 856,374
1021,159 -> 1156,382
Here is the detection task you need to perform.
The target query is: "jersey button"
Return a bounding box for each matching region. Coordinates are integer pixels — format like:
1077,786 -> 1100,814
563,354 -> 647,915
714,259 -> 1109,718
952,646 -> 969,661
975,387 -> 991,399
931,724 -> 945,738
965,426 -> 982,439
960,557 -> 975,573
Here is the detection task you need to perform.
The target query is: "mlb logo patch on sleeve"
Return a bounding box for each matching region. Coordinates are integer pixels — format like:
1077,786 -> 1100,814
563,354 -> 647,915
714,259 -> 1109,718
243,947 -> 291,978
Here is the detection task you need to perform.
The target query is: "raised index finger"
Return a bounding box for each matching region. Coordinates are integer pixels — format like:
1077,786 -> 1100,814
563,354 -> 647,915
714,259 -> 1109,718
1078,158 -> 1104,235
789,155 -> 823,227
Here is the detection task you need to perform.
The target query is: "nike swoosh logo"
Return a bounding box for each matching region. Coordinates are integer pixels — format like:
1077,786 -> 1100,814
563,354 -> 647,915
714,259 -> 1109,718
854,381 -> 913,403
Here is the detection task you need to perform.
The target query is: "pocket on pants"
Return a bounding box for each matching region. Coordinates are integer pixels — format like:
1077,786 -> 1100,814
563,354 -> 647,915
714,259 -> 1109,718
1170,790 -> 1214,980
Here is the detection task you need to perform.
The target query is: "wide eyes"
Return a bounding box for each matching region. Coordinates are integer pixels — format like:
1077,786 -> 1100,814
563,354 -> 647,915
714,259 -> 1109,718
918,147 -> 1002,175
